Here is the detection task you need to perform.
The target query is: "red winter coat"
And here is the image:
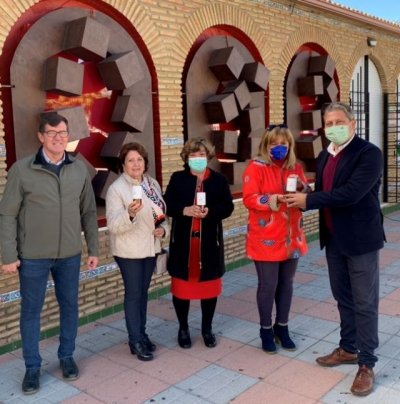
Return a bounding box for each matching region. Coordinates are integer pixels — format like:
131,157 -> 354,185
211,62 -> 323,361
242,158 -> 308,261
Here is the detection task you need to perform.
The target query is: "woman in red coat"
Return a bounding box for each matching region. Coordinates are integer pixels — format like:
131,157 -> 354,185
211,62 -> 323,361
242,125 -> 309,354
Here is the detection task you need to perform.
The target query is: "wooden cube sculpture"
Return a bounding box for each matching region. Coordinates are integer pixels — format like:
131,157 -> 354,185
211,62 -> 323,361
300,110 -> 322,131
295,135 -> 323,160
53,105 -> 89,141
325,79 -> 339,102
308,55 -> 335,79
222,80 -> 251,111
212,130 -> 239,154
238,131 -> 263,161
297,76 -> 324,97
240,62 -> 270,92
208,47 -> 245,82
92,170 -> 119,200
62,17 -> 110,61
111,96 -> 149,132
42,57 -> 84,96
240,107 -> 264,134
203,93 -> 239,124
249,91 -> 265,108
101,132 -> 140,158
220,161 -> 248,185
97,51 -> 144,90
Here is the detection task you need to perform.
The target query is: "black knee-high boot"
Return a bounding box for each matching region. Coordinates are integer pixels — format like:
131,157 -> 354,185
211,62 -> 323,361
201,297 -> 217,347
173,295 -> 191,348
172,295 -> 190,329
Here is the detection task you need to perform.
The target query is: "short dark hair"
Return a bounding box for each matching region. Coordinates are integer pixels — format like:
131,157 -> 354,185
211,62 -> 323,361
118,142 -> 149,172
39,112 -> 69,133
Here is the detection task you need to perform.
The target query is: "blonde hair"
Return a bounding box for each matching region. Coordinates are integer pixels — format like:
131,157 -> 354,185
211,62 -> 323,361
180,137 -> 215,163
258,126 -> 297,169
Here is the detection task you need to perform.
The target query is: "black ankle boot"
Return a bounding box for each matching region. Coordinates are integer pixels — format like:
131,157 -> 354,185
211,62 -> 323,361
273,323 -> 296,351
142,335 -> 156,352
129,341 -> 154,361
22,369 -> 40,395
178,328 -> 191,348
202,330 -> 217,348
260,327 -> 277,354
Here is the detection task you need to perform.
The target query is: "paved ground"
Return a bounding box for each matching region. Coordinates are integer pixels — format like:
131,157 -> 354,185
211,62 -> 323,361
2,210 -> 400,403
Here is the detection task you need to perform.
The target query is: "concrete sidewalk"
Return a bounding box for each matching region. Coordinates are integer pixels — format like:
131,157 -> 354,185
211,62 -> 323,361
2,210 -> 400,403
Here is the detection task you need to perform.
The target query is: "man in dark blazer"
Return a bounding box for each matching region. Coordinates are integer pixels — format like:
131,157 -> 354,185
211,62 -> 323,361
285,102 -> 385,397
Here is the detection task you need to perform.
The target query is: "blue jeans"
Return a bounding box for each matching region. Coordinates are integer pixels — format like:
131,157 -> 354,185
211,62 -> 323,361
115,256 -> 155,344
326,237 -> 379,367
19,254 -> 81,369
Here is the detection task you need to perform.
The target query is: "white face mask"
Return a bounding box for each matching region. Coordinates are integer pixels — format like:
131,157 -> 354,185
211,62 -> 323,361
324,125 -> 351,145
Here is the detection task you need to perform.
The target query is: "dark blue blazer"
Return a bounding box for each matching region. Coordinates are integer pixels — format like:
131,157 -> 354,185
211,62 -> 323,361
307,135 -> 385,256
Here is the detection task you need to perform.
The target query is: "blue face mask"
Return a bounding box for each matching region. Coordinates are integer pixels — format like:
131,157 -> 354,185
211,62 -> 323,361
188,156 -> 208,172
270,145 -> 288,160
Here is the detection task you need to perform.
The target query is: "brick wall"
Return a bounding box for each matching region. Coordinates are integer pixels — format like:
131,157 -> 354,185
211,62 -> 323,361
0,0 -> 399,350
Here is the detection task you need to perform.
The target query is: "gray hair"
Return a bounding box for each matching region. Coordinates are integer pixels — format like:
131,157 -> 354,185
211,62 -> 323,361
323,102 -> 355,121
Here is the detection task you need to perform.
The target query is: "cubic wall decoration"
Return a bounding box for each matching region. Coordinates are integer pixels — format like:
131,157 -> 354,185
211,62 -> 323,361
62,16 -> 110,60
240,62 -> 270,91
286,51 -> 339,179
111,96 -> 149,133
222,80 -> 251,111
297,75 -> 324,97
212,130 -> 239,154
295,135 -> 323,160
92,170 -> 119,200
208,47 -> 245,81
97,51 -> 144,90
202,45 -> 270,185
20,12 -> 154,202
100,132 -> 141,158
42,56 -> 84,96
203,93 -> 239,124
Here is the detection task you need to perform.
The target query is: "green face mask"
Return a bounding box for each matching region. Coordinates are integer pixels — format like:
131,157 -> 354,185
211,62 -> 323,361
324,125 -> 350,145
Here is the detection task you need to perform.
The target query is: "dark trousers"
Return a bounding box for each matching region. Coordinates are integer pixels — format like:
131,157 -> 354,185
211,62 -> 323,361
19,254 -> 81,369
325,237 -> 380,367
115,256 -> 155,344
254,259 -> 298,328
172,295 -> 217,333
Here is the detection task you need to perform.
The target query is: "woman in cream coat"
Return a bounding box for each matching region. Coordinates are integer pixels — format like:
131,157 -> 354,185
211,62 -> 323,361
106,142 -> 169,361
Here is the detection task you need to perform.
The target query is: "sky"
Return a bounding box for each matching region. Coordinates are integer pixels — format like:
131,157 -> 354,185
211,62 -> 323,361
335,0 -> 400,23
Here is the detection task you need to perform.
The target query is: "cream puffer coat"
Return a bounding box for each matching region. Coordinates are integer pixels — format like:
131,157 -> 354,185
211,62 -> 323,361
106,173 -> 169,259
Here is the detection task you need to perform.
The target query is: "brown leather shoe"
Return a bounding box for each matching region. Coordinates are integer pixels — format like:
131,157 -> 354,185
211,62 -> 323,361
351,365 -> 374,396
316,347 -> 358,367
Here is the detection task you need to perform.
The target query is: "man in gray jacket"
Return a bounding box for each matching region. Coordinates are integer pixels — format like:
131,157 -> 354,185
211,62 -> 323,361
0,112 -> 99,395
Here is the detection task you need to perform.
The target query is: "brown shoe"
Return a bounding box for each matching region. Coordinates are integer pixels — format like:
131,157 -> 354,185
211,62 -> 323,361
316,347 -> 358,367
351,365 -> 374,396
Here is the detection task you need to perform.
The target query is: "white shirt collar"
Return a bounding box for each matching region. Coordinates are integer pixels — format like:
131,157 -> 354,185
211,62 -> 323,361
42,149 -> 65,166
327,134 -> 355,157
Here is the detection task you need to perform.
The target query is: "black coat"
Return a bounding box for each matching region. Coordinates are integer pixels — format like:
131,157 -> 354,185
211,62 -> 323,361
307,135 -> 385,255
164,168 -> 234,281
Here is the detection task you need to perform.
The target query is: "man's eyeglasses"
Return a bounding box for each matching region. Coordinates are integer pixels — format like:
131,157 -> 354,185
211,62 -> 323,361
43,130 -> 69,138
268,124 -> 288,131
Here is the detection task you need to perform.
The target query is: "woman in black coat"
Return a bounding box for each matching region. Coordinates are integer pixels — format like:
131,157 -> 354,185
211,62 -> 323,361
164,137 -> 234,349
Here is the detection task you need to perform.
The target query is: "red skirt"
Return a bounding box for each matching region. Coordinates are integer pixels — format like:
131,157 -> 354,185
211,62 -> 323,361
171,234 -> 222,300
